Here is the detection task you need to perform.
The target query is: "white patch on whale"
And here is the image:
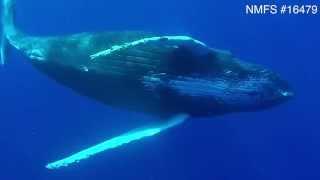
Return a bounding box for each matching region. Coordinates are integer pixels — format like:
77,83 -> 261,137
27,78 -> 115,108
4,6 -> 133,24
90,36 -> 207,60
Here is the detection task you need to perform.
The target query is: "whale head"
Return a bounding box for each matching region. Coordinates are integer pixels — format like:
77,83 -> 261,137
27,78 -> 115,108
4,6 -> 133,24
153,43 -> 294,116
214,59 -> 294,111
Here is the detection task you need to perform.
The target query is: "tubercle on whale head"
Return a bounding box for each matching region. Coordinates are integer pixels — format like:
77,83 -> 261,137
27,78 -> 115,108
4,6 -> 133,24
229,61 -> 294,111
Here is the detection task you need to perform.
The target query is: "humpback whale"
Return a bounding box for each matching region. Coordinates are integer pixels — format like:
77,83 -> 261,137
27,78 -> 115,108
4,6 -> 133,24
1,0 -> 293,169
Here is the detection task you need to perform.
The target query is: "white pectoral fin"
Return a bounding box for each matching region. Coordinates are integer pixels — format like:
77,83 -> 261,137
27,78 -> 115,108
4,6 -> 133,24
46,114 -> 189,170
0,35 -> 7,65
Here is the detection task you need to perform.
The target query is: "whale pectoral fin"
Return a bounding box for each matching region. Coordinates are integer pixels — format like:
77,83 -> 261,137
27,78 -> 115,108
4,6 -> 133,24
46,113 -> 189,170
90,35 -> 206,60
0,35 -> 7,65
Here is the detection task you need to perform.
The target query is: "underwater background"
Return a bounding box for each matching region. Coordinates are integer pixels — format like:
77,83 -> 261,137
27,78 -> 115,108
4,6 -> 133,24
0,0 -> 319,179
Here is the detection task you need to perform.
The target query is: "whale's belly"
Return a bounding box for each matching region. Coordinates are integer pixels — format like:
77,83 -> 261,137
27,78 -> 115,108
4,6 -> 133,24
33,61 -> 164,115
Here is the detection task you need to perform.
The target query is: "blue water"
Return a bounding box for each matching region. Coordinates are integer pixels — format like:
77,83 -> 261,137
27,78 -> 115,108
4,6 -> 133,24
1,0 -> 319,179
